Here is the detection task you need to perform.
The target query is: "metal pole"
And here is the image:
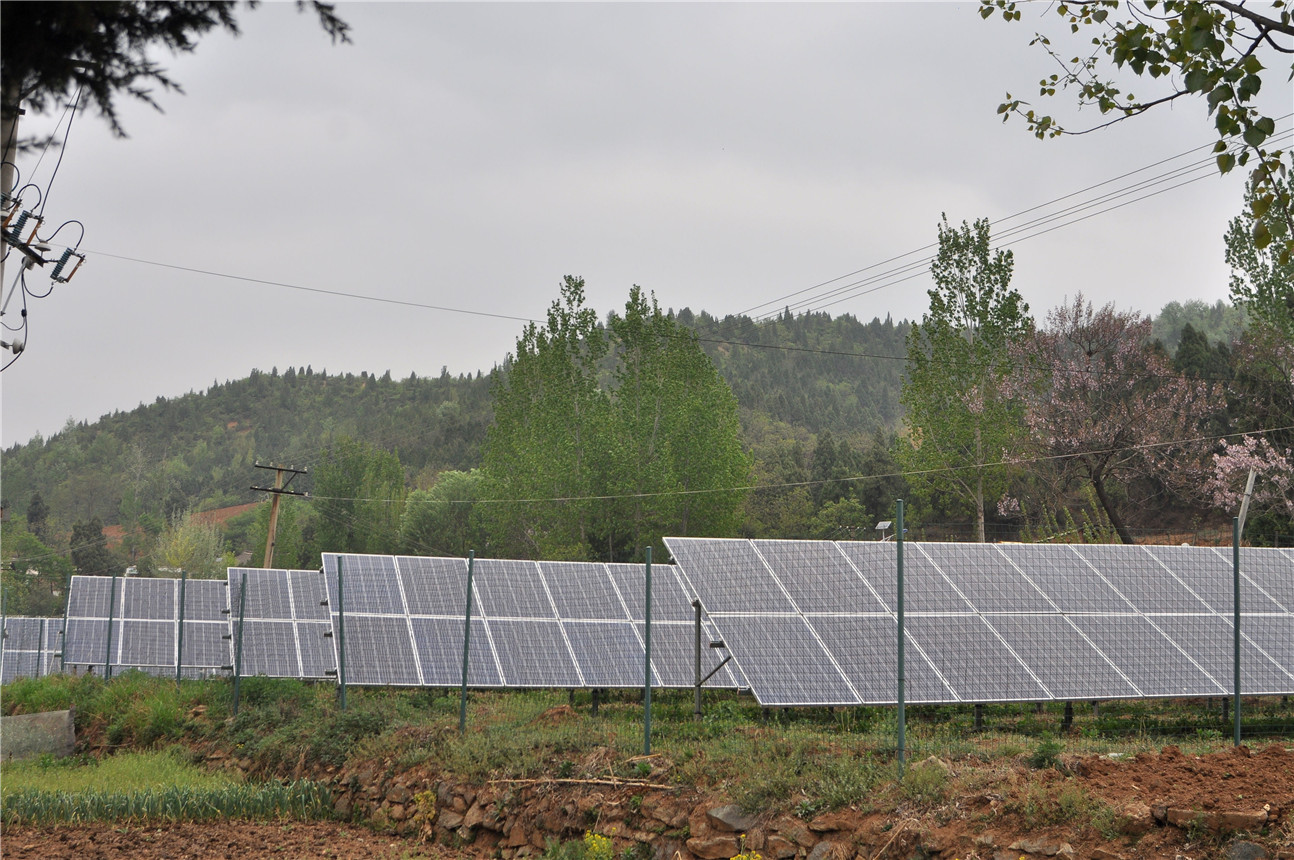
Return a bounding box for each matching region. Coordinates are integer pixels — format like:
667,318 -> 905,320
337,557 -> 347,712
104,571 -> 119,680
459,551 -> 475,733
644,546 -> 652,757
1233,516 -> 1242,746
176,569 -> 187,686
896,499 -> 906,777
693,599 -> 703,721
232,571 -> 247,715
58,570 -> 71,668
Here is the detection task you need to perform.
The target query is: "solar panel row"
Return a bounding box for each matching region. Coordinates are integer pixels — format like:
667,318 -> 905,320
0,616 -> 63,683
317,554 -> 740,690
664,538 -> 1294,707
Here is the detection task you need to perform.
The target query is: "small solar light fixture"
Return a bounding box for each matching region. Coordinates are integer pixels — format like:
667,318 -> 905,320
876,520 -> 892,541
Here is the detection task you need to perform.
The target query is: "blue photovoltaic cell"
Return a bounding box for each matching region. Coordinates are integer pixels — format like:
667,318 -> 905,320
920,544 -> 1055,613
298,623 -> 336,678
118,619 -> 175,667
324,555 -> 405,614
487,620 -> 582,687
290,570 -> 330,620
2,618 -> 48,683
708,615 -> 858,706
1240,616 -> 1294,681
564,621 -> 649,688
897,550 -> 975,613
1151,614 -> 1294,695
1073,546 -> 1211,614
997,545 -> 1133,613
473,560 -> 556,618
67,575 -> 114,618
906,615 -> 1048,703
807,615 -> 953,704
542,562 -> 627,620
984,615 -> 1139,700
1068,615 -> 1223,697
666,538 -> 795,614
1146,547 -> 1286,614
240,621 -> 299,677
609,563 -> 696,622
398,556 -> 470,617
1225,547 -> 1294,612
233,570 -> 292,620
333,615 -> 421,686
410,617 -> 502,687
835,542 -> 900,612
122,579 -> 175,621
753,540 -> 887,614
182,580 -> 230,622
62,618 -> 114,667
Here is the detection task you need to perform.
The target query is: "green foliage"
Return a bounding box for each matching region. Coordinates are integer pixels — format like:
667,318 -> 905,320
0,780 -> 333,825
899,759 -> 950,806
985,0 -> 1294,264
900,215 -> 1030,541
400,470 -> 487,556
483,281 -> 751,561
0,521 -> 73,616
1152,299 -> 1247,355
310,436 -> 407,563
1027,734 -> 1065,769
1,748 -> 236,794
1227,177 -> 1294,340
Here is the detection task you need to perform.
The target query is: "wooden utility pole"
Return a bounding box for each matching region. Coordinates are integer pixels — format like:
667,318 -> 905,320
251,462 -> 308,568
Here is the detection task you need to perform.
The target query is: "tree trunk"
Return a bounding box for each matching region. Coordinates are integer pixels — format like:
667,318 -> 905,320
1091,470 -> 1136,545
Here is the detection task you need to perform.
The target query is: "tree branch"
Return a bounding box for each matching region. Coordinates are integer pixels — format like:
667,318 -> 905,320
1209,0 -> 1294,38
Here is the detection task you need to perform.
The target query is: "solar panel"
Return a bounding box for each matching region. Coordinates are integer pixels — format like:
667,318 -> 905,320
666,538 -> 795,613
609,562 -> 697,622
397,556 -> 470,616
1146,546 -> 1287,614
997,544 -> 1133,613
636,621 -> 743,690
1225,547 -> 1294,612
2,617 -> 60,683
487,619 -> 583,687
1065,614 -> 1224,697
906,614 -> 1049,703
542,562 -> 628,620
227,568 -> 334,680
753,540 -> 887,613
472,559 -> 555,618
410,616 -> 502,687
1072,545 -> 1211,614
564,621 -> 650,688
920,544 -> 1055,613
984,614 -> 1139,700
806,615 -> 952,704
704,614 -> 857,706
1151,614 -> 1294,695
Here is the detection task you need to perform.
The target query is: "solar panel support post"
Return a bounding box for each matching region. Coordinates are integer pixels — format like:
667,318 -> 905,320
58,569 -> 71,662
459,550 -> 475,734
693,599 -> 703,721
176,568 -> 187,687
337,557 -> 348,712
1232,515 -> 1241,747
644,546 -> 652,757
104,570 -> 118,680
232,571 -> 247,716
896,499 -> 906,778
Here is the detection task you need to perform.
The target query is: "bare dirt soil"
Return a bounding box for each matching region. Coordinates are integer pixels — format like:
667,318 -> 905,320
4,744 -> 1293,859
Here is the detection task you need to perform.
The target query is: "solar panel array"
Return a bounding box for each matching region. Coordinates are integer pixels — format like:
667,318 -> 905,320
319,553 -> 740,690
62,576 -> 230,677
1,616 -> 63,684
664,538 -> 1294,708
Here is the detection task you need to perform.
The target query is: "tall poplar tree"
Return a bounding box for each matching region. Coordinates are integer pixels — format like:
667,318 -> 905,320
900,216 -> 1030,541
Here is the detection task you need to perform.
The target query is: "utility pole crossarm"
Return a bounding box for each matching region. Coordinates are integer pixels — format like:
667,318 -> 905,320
251,462 -> 310,568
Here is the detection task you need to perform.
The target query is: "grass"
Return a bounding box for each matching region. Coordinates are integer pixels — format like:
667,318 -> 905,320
1,747 -> 238,794
3,673 -> 1292,823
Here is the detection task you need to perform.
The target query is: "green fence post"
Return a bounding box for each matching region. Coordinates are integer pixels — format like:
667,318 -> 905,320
176,568 -> 187,687
58,570 -> 71,669
1233,516 -> 1241,747
896,499 -> 906,778
337,557 -> 347,712
104,571 -> 119,680
232,571 -> 247,715
644,546 -> 653,757
459,550 -> 475,734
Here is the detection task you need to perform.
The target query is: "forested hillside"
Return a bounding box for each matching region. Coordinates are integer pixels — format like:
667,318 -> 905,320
0,309 -> 909,554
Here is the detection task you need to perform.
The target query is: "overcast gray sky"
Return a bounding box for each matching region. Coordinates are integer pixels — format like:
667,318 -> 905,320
2,1 -> 1289,449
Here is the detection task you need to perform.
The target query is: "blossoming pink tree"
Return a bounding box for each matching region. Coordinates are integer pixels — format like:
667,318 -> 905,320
1007,294 -> 1214,545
